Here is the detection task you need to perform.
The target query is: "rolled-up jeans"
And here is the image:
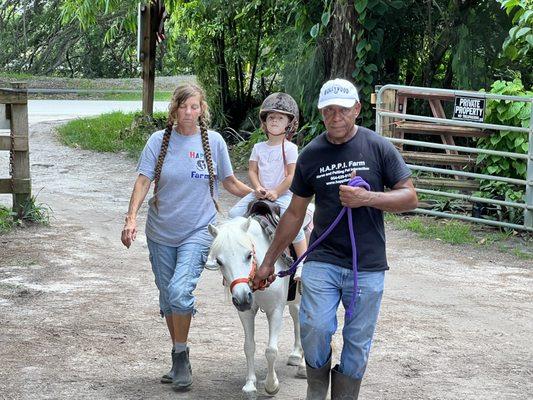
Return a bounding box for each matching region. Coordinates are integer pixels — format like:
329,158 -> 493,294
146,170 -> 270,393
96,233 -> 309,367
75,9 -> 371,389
299,261 -> 385,379
147,238 -> 209,316
228,191 -> 305,243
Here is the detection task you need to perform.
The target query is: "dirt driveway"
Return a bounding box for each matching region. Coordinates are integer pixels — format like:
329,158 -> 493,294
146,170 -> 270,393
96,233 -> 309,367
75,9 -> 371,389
0,121 -> 531,400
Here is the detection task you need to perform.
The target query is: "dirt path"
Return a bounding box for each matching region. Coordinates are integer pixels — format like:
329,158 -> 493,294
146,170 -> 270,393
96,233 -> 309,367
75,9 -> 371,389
0,122 -> 531,400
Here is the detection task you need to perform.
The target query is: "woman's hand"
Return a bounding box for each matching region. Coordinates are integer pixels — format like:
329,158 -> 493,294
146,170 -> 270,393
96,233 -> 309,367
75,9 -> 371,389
121,216 -> 137,248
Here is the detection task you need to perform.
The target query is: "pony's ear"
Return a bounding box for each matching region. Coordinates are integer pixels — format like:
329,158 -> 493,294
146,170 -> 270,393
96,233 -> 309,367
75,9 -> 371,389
208,224 -> 218,237
241,217 -> 252,232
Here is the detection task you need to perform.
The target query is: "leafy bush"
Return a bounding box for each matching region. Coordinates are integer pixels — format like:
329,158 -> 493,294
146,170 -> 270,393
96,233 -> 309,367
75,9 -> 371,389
474,78 -> 531,224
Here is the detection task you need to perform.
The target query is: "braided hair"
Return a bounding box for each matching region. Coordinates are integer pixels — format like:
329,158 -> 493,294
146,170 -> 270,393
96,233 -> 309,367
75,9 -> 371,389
152,83 -> 219,213
199,114 -> 220,211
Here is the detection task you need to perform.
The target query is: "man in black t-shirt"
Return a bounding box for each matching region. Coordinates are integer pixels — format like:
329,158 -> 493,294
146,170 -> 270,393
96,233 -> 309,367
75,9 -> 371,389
252,78 -> 417,400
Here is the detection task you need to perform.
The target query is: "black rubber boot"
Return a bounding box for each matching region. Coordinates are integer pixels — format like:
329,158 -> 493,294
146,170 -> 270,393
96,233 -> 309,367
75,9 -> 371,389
305,356 -> 331,400
161,349 -> 175,384
330,364 -> 361,400
171,349 -> 193,391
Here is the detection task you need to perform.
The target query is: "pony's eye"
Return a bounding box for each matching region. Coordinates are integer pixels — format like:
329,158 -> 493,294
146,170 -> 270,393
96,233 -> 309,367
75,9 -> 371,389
216,258 -> 223,267
246,253 -> 252,261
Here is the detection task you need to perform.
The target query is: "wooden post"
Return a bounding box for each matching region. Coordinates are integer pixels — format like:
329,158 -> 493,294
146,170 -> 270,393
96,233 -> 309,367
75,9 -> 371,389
10,82 -> 31,216
381,89 -> 396,138
141,2 -> 157,117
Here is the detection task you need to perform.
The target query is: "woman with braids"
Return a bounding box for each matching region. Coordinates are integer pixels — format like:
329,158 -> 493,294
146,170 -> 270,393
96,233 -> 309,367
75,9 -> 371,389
121,83 -> 252,391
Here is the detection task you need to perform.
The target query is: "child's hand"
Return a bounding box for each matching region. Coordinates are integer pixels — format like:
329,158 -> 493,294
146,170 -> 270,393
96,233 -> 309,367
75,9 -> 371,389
265,190 -> 279,201
254,186 -> 267,199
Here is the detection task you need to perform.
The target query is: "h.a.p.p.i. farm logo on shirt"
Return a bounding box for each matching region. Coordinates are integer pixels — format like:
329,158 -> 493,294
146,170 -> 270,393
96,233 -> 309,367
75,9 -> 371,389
189,151 -> 209,179
316,160 -> 369,186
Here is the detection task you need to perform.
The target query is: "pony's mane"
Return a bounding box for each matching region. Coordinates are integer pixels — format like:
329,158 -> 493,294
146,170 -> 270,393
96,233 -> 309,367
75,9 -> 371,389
211,217 -> 254,255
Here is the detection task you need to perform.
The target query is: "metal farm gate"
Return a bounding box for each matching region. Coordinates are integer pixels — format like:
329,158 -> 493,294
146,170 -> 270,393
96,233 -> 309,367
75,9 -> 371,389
374,84 -> 532,232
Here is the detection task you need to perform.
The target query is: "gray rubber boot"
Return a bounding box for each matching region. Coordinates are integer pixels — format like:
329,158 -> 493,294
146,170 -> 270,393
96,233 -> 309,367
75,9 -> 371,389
330,364 -> 361,400
160,349 -> 175,383
171,349 -> 193,391
305,357 -> 331,400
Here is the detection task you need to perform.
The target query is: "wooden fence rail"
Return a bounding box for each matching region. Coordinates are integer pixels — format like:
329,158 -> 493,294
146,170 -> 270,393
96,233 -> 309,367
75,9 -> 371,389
0,82 -> 31,216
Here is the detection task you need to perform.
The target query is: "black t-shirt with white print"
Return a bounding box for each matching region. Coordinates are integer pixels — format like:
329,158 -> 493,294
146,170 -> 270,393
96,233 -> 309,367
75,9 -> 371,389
291,127 -> 412,271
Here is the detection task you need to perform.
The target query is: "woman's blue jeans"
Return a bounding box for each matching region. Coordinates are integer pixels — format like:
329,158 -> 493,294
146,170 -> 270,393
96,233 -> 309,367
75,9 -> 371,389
147,239 -> 209,316
299,261 -> 385,379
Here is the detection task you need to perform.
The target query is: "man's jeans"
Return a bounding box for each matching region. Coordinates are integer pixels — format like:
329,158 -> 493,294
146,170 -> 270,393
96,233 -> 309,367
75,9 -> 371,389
299,261 -> 385,379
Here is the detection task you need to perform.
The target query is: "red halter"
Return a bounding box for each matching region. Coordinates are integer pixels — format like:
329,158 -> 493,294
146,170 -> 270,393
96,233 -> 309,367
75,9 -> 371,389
229,245 -> 258,293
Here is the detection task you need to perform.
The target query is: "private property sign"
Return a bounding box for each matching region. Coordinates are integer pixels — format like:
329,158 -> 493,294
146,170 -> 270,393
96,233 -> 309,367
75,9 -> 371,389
453,96 -> 485,122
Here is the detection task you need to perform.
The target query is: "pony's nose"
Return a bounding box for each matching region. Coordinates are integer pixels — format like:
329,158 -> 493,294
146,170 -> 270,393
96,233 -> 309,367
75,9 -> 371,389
232,291 -> 253,312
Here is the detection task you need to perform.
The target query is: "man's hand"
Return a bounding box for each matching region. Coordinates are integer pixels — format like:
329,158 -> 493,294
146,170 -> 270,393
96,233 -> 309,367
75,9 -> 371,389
121,216 -> 137,248
265,190 -> 279,202
252,262 -> 277,291
339,185 -> 373,208
339,169 -> 373,208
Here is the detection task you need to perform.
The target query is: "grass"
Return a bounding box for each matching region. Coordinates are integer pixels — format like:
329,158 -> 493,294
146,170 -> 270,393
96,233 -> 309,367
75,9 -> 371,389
386,214 -> 533,260
0,206 -> 15,234
57,111 -> 167,158
385,214 -> 476,244
0,194 -> 52,235
0,71 -> 35,80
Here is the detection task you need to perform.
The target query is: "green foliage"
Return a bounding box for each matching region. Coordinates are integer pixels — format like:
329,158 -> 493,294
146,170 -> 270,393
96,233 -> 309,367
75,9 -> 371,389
0,206 -> 15,234
474,78 -> 531,217
1,0 -> 139,77
385,214 -> 476,245
17,194 -> 52,225
499,0 -> 533,63
57,111 -> 166,158
0,193 -> 52,234
169,0 -> 300,127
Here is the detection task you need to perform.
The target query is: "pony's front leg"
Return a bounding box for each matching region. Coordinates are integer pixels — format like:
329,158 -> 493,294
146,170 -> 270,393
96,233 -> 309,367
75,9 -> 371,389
288,302 -> 307,378
238,309 -> 258,399
264,306 -> 284,395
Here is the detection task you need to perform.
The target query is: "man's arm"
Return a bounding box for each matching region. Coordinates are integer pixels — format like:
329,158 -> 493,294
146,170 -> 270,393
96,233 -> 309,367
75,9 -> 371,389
252,194 -> 312,290
339,177 -> 418,212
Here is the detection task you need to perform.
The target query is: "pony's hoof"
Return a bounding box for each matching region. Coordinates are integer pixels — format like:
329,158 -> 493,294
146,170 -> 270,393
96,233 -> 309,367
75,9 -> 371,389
287,354 -> 303,366
242,382 -> 257,399
296,365 -> 307,379
242,389 -> 257,400
264,381 -> 280,395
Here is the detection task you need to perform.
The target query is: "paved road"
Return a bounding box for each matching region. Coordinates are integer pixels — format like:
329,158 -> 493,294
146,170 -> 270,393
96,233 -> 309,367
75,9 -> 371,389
25,100 -> 170,125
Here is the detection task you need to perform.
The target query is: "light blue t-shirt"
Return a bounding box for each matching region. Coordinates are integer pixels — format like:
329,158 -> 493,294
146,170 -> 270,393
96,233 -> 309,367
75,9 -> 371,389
137,129 -> 233,247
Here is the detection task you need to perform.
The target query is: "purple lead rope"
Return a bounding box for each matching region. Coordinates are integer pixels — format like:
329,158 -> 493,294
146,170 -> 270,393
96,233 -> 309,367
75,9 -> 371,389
278,176 -> 371,320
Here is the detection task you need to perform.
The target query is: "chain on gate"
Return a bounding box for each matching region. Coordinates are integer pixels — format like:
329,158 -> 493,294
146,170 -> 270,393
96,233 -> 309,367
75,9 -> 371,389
9,123 -> 15,194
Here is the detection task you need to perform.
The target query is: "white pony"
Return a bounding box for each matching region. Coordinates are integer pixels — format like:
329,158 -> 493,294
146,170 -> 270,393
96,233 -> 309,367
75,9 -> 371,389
208,216 -> 306,399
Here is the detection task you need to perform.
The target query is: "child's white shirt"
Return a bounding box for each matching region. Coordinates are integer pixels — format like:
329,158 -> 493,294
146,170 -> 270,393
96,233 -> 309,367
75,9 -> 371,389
249,140 -> 298,192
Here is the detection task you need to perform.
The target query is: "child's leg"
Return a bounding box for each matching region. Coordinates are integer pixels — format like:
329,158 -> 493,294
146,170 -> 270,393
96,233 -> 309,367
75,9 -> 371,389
292,237 -> 307,281
276,193 -> 307,281
228,192 -> 256,219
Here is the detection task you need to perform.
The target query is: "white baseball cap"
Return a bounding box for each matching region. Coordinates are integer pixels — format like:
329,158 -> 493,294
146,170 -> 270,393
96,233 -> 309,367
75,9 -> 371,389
317,79 -> 359,109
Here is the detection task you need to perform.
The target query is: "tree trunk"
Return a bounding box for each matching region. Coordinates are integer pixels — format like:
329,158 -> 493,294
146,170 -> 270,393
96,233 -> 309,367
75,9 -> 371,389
214,34 -> 230,114
328,0 -> 357,80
